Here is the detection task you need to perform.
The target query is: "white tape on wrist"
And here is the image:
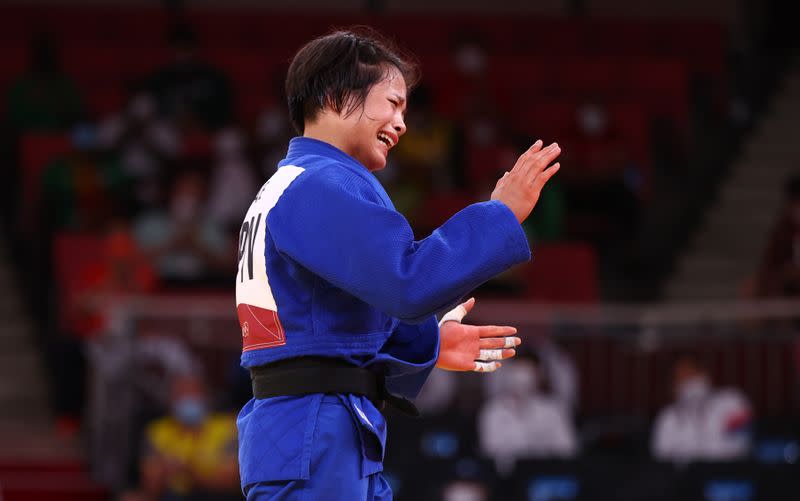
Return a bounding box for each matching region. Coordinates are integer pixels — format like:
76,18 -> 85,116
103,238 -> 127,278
438,303 -> 468,328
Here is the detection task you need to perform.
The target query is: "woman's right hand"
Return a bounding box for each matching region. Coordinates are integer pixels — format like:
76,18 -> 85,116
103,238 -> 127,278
490,140 -> 562,224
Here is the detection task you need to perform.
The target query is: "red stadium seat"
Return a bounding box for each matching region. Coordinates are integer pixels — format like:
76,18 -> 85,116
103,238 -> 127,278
52,232 -> 104,335
556,57 -> 627,97
0,45 -> 28,93
524,243 -> 599,303
624,58 -> 690,128
414,191 -> 474,231
509,99 -> 574,142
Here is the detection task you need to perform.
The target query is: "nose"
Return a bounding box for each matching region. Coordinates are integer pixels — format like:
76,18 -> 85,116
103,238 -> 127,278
393,112 -> 406,136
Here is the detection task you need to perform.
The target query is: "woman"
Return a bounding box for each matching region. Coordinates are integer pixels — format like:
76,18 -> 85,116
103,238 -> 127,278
235,28 -> 561,500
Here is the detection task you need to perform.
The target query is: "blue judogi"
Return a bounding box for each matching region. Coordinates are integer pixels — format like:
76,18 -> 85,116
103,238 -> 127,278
236,137 -> 530,499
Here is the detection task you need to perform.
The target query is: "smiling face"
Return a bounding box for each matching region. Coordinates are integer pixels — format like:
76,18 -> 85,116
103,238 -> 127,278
336,66 -> 407,171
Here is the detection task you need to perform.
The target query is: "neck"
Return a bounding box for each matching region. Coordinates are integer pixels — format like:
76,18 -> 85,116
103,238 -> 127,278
302,116 -> 352,157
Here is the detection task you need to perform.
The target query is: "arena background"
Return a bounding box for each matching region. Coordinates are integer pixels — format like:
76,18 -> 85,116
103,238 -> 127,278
0,0 -> 798,500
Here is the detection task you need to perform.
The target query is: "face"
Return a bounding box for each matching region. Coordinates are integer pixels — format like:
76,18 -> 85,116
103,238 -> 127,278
339,66 -> 407,171
171,376 -> 208,426
672,359 -> 708,397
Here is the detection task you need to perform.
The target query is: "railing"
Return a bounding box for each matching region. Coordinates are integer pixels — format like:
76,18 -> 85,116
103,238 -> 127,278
86,294 -> 800,488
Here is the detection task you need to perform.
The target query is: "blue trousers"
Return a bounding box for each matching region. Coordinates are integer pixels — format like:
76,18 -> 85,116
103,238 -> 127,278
240,395 -> 391,501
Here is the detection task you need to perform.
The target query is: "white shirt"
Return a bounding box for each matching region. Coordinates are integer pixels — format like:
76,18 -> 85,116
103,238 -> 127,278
479,393 -> 578,473
652,388 -> 752,463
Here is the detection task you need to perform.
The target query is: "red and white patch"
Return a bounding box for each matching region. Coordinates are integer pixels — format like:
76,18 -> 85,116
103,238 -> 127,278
238,303 -> 285,351
235,165 -> 305,353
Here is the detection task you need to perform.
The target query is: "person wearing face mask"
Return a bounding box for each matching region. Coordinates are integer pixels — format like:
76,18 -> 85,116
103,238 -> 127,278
41,122 -> 130,232
562,99 -> 640,246
478,354 -> 579,475
235,28 -> 562,500
133,168 -> 231,283
146,24 -> 233,131
651,354 -> 753,463
138,374 -> 239,501
206,127 -> 258,231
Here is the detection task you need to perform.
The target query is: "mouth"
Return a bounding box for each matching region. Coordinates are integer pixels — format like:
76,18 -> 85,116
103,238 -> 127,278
377,131 -> 396,150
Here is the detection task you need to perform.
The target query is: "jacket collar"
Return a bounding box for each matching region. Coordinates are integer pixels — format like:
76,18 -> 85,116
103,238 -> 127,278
281,136 -> 367,173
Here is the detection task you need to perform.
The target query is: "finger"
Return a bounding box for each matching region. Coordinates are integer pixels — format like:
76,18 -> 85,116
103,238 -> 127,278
479,336 -> 522,349
438,298 -> 474,326
473,361 -> 500,373
510,140 -> 542,174
478,348 -> 516,361
477,325 -> 518,338
528,139 -> 544,154
521,139 -> 543,159
461,297 -> 476,316
533,162 -> 561,190
526,143 -> 561,182
478,349 -> 503,361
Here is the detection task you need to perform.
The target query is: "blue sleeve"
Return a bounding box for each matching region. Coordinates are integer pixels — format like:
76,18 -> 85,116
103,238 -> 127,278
269,167 -> 531,323
375,316 -> 440,399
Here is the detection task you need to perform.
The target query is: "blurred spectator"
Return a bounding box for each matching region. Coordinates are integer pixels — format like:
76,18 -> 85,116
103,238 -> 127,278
441,479 -> 489,501
652,353 -> 753,463
146,24 -> 234,130
253,72 -> 293,177
484,337 -> 579,411
450,31 -> 491,120
48,223 -> 158,437
478,354 -> 578,474
452,33 -> 488,81
562,99 -> 640,244
97,93 -> 180,211
415,368 -> 459,416
87,335 -> 199,489
136,373 -> 239,501
5,33 -> 84,133
206,127 -> 258,231
133,169 -> 231,283
41,122 -> 130,232
393,84 -> 463,190
756,173 -> 800,297
534,338 -> 580,412
70,221 -> 159,338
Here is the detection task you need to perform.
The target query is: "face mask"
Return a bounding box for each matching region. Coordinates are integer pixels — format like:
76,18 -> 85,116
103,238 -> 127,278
507,362 -> 537,396
677,376 -> 710,404
171,194 -> 200,223
454,45 -> 487,76
258,109 -> 286,142
215,129 -> 245,160
577,105 -> 608,137
173,397 -> 207,426
129,94 -> 156,122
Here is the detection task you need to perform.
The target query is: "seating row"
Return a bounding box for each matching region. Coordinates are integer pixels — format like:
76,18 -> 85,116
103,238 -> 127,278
0,6 -> 727,77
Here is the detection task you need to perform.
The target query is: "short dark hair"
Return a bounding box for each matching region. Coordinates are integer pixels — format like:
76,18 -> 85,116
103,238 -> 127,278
285,27 -> 419,134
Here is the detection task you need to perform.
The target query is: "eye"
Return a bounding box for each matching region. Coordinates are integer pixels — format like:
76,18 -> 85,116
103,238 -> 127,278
388,98 -> 398,107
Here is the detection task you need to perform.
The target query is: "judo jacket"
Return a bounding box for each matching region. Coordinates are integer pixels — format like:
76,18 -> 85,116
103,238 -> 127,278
235,136 -> 530,485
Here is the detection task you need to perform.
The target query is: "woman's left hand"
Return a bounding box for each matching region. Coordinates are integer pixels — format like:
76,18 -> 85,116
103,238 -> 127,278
435,298 -> 520,372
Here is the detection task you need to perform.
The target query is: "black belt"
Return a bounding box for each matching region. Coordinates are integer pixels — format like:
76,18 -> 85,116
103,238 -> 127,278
250,357 -> 419,417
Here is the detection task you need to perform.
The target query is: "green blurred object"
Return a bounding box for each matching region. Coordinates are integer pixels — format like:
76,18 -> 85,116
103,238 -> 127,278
524,178 -> 565,243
